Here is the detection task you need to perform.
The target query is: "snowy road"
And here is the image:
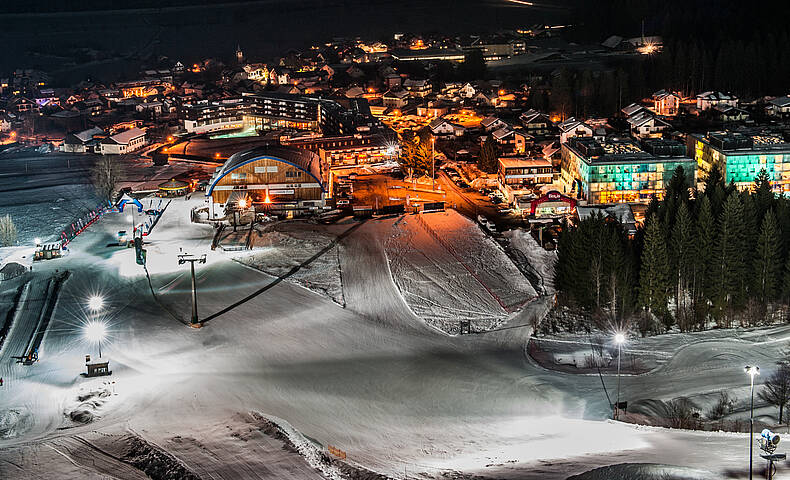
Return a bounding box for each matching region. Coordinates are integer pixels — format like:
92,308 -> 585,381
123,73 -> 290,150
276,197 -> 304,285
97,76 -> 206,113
0,198 -> 784,479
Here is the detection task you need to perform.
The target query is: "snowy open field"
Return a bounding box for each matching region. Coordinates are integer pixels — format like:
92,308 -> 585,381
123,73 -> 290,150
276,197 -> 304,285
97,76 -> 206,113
230,220 -> 348,306
0,194 -> 787,479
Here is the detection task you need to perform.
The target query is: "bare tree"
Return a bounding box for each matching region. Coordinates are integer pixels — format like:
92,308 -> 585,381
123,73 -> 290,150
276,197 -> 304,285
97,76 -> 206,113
0,215 -> 17,246
759,363 -> 790,424
92,155 -> 123,202
707,391 -> 735,420
666,397 -> 701,430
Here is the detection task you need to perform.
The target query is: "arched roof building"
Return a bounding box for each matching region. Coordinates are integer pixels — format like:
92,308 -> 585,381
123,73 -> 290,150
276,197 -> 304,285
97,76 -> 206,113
206,146 -> 327,217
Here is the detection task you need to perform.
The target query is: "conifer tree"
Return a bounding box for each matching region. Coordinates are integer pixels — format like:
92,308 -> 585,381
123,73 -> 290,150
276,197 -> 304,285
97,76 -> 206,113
671,201 -> 696,329
712,194 -> 747,325
754,168 -> 774,220
740,192 -> 759,297
695,196 -> 716,319
755,209 -> 782,303
639,214 -> 671,329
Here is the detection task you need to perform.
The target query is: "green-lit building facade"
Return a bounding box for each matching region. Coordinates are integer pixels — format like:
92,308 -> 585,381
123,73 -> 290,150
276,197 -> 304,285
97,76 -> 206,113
561,137 -> 694,204
688,131 -> 790,193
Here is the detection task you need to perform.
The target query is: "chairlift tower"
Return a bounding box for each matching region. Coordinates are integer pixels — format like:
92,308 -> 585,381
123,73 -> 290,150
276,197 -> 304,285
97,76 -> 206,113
178,253 -> 207,326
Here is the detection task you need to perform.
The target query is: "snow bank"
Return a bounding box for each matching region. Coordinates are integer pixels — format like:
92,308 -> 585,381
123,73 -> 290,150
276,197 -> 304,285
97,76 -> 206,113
0,408 -> 32,439
568,463 -> 717,480
64,380 -> 114,425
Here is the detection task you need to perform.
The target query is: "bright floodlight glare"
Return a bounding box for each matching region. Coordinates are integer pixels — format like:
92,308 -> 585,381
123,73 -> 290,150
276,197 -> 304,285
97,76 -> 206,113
745,365 -> 760,377
34,237 -> 41,245
87,295 -> 104,312
614,333 -> 625,344
84,321 -> 107,343
239,198 -> 248,209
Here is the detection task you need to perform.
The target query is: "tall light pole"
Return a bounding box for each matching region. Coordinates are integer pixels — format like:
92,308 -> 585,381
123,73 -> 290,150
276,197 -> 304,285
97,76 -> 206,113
178,253 -> 207,326
746,365 -> 760,480
614,333 -> 625,420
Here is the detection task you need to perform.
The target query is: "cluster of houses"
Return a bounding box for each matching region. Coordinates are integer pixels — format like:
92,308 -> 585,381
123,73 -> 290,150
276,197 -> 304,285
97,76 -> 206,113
2,29 -> 790,224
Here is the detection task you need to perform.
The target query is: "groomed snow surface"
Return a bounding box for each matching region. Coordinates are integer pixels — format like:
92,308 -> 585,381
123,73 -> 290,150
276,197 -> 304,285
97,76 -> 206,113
0,195 -> 783,479
385,211 -> 535,333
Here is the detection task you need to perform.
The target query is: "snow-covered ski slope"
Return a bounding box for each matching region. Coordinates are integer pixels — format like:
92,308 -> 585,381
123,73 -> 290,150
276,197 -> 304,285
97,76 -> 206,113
385,211 -> 536,333
0,198 -> 783,479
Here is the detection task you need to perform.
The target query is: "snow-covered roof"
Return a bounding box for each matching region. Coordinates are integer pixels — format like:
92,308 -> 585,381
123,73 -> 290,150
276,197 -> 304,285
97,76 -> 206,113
520,109 -> 550,124
480,116 -> 503,128
429,117 -> 451,130
557,118 -> 590,133
383,89 -> 409,99
103,127 -> 145,145
577,204 -> 636,230
769,96 -> 790,108
492,127 -> 514,140
621,103 -> 646,117
697,91 -> 737,101
652,89 -> 679,100
73,127 -> 104,143
627,111 -> 668,128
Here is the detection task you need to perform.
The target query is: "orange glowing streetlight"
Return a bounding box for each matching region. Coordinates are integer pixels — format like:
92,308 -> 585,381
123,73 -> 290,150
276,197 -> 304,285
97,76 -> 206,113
214,152 -> 221,159
167,136 -> 174,142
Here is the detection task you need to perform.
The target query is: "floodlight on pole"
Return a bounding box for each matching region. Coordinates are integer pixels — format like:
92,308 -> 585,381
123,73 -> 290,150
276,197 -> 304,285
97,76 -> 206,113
34,237 -> 41,246
614,332 -> 626,420
84,320 -> 107,358
87,295 -> 104,313
746,365 -> 760,480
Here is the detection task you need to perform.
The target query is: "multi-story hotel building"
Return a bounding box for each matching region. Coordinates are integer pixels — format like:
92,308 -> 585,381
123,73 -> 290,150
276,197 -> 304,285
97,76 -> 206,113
561,137 -> 694,204
688,130 -> 790,193
181,93 -> 382,136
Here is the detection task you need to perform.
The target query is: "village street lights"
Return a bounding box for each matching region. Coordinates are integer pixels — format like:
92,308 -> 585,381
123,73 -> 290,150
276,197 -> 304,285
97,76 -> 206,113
84,320 -> 107,358
746,365 -> 760,480
614,333 -> 626,420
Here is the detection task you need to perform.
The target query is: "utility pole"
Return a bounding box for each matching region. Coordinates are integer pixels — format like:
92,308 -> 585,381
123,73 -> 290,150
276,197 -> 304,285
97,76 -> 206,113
431,137 -> 436,192
178,253 -> 207,327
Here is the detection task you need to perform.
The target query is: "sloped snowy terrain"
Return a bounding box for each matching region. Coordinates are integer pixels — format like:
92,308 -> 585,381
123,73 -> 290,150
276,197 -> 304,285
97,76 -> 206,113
0,196 -> 784,479
384,211 -> 536,333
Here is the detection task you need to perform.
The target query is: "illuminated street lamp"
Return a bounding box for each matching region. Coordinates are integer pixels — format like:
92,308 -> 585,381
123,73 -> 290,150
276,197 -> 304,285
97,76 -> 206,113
746,365 -> 760,480
614,333 -> 626,419
84,320 -> 107,358
34,237 -> 41,247
87,295 -> 104,313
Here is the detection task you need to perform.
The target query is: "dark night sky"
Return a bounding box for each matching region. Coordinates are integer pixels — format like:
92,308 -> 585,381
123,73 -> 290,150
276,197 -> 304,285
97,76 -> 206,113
0,0 -> 569,83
